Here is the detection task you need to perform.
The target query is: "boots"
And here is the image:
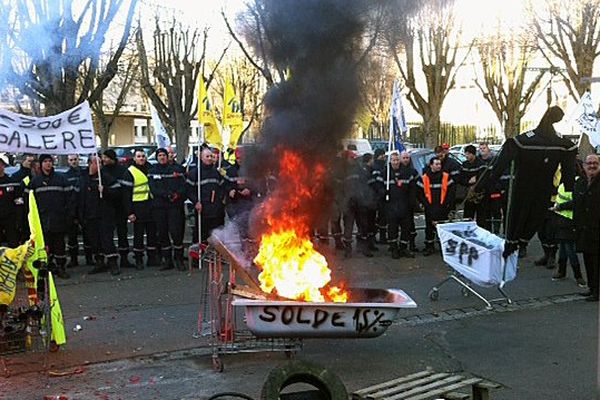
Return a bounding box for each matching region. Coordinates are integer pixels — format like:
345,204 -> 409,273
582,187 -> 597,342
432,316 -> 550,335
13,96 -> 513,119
89,255 -> 108,274
367,236 -> 379,252
174,249 -> 186,271
398,242 -> 415,258
409,239 -> 419,253
534,248 -> 549,266
573,264 -> 586,287
390,243 -> 400,259
546,247 -> 557,270
147,250 -> 160,267
343,241 -> 352,258
422,243 -> 435,257
160,250 -> 175,271
119,251 -> 135,269
377,228 -> 387,244
107,257 -> 120,276
334,236 -> 344,251
135,255 -> 144,271
359,238 -> 373,258
552,261 -> 566,280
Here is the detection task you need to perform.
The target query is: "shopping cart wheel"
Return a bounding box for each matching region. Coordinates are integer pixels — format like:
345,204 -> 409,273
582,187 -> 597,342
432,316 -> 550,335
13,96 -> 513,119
212,356 -> 224,373
428,288 -> 439,301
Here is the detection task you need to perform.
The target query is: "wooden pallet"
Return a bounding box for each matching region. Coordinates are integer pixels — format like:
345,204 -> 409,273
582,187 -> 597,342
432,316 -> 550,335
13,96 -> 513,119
352,369 -> 501,400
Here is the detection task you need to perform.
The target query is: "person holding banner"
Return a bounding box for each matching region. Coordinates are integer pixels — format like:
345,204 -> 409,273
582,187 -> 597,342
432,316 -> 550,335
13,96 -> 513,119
417,157 -> 456,256
0,154 -> 18,247
149,148 -> 187,271
80,156 -> 121,275
26,154 -> 75,279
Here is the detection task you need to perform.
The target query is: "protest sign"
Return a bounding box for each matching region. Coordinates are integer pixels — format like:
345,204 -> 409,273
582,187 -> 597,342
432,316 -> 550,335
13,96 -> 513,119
437,221 -> 518,287
575,92 -> 600,147
0,101 -> 96,154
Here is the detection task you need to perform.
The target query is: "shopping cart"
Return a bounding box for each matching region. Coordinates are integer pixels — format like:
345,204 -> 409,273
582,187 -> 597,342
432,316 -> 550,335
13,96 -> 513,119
196,238 -> 302,372
0,262 -> 53,377
428,221 -> 518,310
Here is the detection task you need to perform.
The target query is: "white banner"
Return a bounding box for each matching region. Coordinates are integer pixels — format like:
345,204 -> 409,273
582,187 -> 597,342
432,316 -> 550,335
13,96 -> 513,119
437,221 -> 518,287
575,92 -> 600,147
0,101 -> 96,155
150,104 -> 170,149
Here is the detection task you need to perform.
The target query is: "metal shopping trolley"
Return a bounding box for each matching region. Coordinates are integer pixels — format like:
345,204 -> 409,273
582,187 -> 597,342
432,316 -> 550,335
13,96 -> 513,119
0,263 -> 54,377
428,221 -> 518,310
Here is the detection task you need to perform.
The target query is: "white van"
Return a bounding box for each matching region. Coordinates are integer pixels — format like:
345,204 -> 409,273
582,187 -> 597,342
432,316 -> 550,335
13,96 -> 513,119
340,138 -> 373,156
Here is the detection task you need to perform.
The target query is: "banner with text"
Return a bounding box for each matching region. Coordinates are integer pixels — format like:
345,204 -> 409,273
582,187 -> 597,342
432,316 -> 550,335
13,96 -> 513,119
0,101 -> 96,155
437,221 -> 518,287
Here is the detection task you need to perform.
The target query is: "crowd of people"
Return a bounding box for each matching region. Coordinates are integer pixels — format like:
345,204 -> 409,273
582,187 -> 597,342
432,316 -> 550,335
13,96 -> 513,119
0,122 -> 597,301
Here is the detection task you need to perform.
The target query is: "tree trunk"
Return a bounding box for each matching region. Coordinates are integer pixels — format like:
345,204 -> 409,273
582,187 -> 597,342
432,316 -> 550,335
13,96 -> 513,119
175,121 -> 191,164
504,112 -> 521,139
422,113 -> 440,148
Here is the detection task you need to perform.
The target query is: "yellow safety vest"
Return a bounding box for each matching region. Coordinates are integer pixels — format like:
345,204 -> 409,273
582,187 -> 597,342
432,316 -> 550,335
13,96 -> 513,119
554,183 -> 573,220
128,165 -> 152,202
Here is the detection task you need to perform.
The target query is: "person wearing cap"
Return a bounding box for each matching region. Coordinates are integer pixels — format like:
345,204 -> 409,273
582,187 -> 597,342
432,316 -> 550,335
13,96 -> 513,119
102,149 -> 137,270
27,154 -> 76,279
0,154 -> 19,247
372,148 -> 388,244
459,145 -> 486,227
149,148 -> 187,271
187,147 -> 226,245
474,106 -> 577,258
11,154 -> 36,242
124,149 -> 159,271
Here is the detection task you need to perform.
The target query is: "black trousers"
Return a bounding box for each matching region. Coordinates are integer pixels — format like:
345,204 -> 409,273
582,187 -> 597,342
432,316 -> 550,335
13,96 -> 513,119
342,204 -> 370,243
66,221 -> 92,259
424,209 -> 449,246
195,214 -> 225,243
537,209 -> 556,252
45,231 -> 66,266
154,206 -> 184,257
84,218 -> 117,258
583,252 -> 599,297
463,200 -> 488,229
387,210 -> 411,246
133,220 -> 157,258
0,215 -> 18,247
116,213 -> 130,254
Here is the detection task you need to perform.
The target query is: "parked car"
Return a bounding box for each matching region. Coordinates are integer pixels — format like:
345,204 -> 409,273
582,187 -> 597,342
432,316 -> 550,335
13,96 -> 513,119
108,145 -> 157,166
341,138 -> 373,156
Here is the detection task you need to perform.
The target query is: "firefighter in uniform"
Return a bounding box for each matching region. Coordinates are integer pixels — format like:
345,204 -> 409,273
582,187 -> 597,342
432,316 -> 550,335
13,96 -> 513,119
459,145 -> 486,227
417,157 -> 456,256
475,106 -> 577,258
101,149 -> 137,269
373,148 -> 388,243
27,154 -> 75,279
224,147 -> 256,248
187,147 -> 226,244
149,148 -> 187,271
12,154 -> 36,242
0,154 -> 18,247
80,156 -> 122,275
384,151 -> 418,259
64,154 -> 93,267
126,149 -> 158,269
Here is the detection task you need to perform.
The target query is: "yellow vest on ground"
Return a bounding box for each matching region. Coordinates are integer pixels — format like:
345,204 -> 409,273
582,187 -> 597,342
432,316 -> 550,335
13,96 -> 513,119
128,165 -> 152,202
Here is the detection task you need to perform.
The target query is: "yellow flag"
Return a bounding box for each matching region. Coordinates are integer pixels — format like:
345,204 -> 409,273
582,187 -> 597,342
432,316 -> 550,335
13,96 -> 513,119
198,75 -> 223,149
27,191 -> 66,345
223,79 -> 243,128
0,244 -> 31,305
228,124 -> 245,149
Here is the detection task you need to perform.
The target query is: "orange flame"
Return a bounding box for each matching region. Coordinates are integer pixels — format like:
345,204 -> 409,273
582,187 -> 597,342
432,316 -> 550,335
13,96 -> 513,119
253,150 -> 348,303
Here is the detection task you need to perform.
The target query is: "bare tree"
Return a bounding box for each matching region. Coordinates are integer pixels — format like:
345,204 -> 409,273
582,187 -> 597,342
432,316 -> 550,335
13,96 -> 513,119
90,40 -> 140,149
360,50 -> 395,139
2,0 -> 137,115
386,0 -> 470,147
533,0 -> 600,154
136,19 -> 227,162
475,31 -> 545,139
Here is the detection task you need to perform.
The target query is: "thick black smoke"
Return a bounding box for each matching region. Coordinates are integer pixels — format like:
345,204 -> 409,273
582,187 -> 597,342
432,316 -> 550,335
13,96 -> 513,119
243,0 -> 368,229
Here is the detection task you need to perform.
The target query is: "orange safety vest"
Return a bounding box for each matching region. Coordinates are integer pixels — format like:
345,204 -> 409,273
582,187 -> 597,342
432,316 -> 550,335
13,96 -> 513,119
422,172 -> 449,205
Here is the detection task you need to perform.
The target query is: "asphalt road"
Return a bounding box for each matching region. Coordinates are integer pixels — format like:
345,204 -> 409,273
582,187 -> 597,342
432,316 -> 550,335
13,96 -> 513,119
0,238 -> 597,400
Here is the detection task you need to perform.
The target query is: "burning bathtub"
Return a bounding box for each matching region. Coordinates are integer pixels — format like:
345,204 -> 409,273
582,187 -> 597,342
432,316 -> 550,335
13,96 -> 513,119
233,288 -> 416,338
